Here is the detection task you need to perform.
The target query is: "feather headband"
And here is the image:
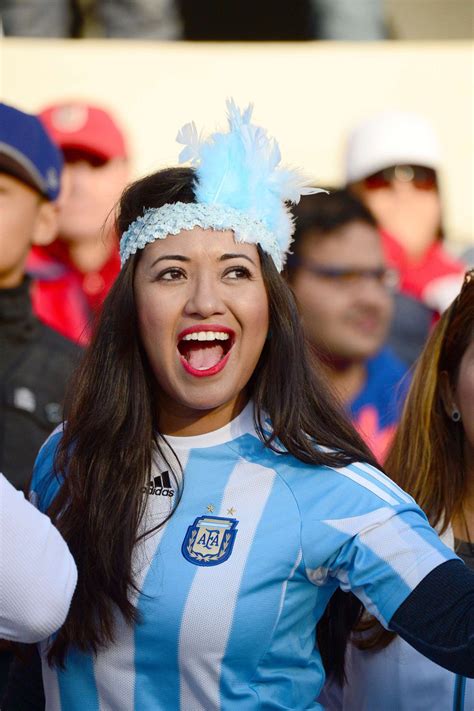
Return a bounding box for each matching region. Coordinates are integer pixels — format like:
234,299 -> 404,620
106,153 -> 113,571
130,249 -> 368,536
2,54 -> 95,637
120,100 -> 324,271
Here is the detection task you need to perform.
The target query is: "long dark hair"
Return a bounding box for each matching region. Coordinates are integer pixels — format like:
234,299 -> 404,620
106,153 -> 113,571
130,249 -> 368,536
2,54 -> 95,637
46,167 -> 379,681
354,270 -> 474,652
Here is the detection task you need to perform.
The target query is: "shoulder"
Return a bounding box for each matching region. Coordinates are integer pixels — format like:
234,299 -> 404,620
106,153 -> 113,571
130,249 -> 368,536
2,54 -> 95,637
367,347 -> 408,383
228,419 -> 413,514
37,321 -> 82,360
275,455 -> 415,522
427,242 -> 466,275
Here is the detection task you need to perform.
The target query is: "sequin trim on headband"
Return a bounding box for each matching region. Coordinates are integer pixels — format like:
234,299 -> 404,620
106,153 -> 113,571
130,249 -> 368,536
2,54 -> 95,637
119,201 -> 284,270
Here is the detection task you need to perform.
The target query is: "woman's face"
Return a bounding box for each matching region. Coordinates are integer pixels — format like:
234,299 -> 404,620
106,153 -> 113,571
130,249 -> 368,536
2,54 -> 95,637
134,227 -> 269,433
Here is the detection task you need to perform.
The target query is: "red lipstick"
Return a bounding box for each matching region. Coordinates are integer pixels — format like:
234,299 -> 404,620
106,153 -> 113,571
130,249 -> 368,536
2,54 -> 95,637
177,324 -> 235,378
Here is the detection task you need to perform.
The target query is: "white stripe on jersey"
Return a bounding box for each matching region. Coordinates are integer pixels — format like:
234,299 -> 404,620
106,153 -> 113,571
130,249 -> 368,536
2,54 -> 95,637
323,507 -> 399,537
93,451 -> 188,711
278,549 -> 302,618
178,458 -> 276,711
353,462 -> 413,504
333,466 -> 400,505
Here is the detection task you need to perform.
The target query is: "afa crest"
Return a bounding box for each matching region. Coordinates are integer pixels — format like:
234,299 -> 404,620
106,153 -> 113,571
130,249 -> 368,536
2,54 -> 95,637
182,516 -> 238,567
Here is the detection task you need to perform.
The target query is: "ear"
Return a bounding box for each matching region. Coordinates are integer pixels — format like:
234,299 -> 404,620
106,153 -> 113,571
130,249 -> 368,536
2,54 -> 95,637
439,370 -> 458,418
31,200 -> 59,247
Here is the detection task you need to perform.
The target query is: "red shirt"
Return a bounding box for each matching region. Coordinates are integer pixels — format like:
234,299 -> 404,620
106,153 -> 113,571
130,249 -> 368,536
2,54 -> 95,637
381,230 -> 465,312
27,241 -> 120,345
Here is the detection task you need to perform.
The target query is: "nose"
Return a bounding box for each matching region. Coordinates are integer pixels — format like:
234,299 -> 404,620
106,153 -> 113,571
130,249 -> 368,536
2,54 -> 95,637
390,178 -> 419,197
355,274 -> 391,307
183,274 -> 226,319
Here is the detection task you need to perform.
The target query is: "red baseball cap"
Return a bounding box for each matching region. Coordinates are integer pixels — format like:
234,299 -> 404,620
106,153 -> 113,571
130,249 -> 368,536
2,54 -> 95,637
39,102 -> 128,161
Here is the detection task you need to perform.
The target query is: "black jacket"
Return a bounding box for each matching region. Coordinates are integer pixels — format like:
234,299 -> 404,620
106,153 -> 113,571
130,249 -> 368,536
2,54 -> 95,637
0,278 -> 80,490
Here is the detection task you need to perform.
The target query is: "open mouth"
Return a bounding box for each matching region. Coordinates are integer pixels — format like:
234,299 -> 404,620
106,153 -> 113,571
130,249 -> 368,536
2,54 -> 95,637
177,326 -> 235,377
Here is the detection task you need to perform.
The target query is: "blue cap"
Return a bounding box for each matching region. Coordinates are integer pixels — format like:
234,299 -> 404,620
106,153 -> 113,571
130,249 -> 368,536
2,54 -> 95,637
0,102 -> 63,201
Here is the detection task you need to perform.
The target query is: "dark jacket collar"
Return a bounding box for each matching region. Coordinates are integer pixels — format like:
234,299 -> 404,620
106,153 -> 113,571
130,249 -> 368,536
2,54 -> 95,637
0,277 -> 38,341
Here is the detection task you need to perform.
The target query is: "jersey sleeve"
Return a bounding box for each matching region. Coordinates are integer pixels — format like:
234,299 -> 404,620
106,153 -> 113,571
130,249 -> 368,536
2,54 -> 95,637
29,425 -> 64,513
297,460 -> 458,628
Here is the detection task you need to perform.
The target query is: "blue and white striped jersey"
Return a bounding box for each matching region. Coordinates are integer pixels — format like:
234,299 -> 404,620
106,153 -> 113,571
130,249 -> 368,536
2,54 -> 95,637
31,402 -> 457,711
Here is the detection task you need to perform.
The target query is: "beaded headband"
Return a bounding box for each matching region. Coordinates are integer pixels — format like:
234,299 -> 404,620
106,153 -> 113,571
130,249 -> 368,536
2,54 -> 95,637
119,100 -> 324,271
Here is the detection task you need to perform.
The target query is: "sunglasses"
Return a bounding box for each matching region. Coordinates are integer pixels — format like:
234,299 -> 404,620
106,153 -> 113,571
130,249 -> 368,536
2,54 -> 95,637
290,258 -> 399,291
364,165 -> 437,191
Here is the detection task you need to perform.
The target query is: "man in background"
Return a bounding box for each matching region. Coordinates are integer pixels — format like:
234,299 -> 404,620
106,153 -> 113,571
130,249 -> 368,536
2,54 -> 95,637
28,101 -> 130,344
287,190 -> 408,462
0,100 -> 80,696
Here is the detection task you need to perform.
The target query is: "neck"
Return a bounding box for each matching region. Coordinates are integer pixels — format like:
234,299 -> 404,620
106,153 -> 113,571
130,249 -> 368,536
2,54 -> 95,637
317,351 -> 366,404
66,235 -> 114,273
158,392 -> 248,437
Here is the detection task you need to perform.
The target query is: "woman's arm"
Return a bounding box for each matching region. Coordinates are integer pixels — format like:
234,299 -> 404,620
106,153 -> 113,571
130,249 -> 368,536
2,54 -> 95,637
0,473 -> 77,643
390,559 -> 474,677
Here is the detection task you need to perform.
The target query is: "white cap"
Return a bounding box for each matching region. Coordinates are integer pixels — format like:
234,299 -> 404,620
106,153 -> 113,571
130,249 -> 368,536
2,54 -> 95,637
344,111 -> 441,184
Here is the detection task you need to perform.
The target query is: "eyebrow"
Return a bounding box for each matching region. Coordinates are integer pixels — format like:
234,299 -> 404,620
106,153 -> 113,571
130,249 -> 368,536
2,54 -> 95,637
149,252 -> 256,268
219,253 -> 256,265
149,255 -> 190,268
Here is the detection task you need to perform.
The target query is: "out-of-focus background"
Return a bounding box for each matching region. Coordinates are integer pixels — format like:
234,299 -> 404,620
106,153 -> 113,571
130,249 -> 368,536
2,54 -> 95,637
1,0 -> 473,248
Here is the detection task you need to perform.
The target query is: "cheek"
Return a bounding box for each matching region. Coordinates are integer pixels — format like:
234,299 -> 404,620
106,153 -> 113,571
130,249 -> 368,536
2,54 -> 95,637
255,294 -> 270,330
419,193 -> 442,224
135,293 -> 168,361
244,297 -> 269,352
378,291 -> 394,320
292,277 -> 325,318
0,202 -> 37,248
359,190 -> 390,219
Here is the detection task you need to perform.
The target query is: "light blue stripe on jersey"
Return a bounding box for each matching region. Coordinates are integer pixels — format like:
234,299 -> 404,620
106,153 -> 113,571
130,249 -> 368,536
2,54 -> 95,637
58,649 -> 99,711
133,444 -> 239,710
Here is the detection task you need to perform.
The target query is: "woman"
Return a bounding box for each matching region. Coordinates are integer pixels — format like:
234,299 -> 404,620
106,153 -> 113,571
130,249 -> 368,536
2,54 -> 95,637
322,270 -> 474,710
344,111 -> 467,369
24,104 -> 473,710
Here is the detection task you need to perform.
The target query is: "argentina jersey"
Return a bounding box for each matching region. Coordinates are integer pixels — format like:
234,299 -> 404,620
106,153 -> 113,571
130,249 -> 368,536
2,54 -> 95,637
31,402 -> 457,711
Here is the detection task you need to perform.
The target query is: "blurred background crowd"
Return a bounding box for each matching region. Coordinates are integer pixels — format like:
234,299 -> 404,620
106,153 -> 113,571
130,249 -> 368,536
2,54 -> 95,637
0,0 -> 473,701
0,0 -> 472,485
1,0 -> 473,40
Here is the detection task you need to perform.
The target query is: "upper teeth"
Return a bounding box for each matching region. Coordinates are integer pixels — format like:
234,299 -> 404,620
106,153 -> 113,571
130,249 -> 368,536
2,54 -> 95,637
182,331 -> 230,342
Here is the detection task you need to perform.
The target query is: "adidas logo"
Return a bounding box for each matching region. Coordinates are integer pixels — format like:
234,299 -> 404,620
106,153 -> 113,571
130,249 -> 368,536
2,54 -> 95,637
143,471 -> 175,497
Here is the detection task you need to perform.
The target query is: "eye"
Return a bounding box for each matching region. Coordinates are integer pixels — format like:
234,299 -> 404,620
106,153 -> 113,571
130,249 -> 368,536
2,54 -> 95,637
337,271 -> 360,283
156,267 -> 186,281
223,266 -> 252,280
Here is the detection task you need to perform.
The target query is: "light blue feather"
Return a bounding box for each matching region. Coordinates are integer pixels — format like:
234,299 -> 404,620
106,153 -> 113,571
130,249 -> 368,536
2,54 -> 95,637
176,100 -> 324,265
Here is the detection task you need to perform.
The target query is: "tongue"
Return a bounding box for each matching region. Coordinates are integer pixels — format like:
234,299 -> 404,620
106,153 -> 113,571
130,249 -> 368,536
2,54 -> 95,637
187,344 -> 225,370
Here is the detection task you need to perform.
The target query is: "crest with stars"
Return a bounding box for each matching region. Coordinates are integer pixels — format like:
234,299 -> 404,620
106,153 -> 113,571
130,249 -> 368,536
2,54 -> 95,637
182,515 -> 238,567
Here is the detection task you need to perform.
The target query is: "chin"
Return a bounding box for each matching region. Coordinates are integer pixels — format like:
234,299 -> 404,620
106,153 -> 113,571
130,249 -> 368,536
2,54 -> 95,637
173,384 -> 241,414
349,346 -> 381,361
